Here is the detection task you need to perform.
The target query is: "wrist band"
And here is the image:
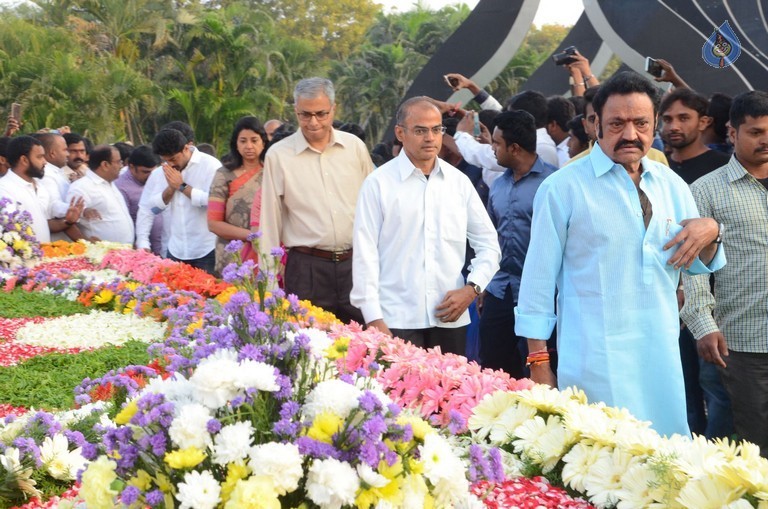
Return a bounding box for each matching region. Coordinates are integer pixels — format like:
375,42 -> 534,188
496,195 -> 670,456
526,350 -> 550,367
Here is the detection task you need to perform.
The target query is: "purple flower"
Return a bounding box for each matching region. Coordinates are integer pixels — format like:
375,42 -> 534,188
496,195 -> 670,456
246,231 -> 262,242
488,447 -> 506,482
358,392 -> 382,413
206,419 -> 222,434
146,489 -> 165,507
447,409 -> 467,435
296,436 -> 341,460
121,485 -> 141,505
270,246 -> 285,258
225,240 -> 245,254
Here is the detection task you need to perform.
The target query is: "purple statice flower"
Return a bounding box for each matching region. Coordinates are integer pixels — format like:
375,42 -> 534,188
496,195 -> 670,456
148,433 -> 167,456
238,343 -> 266,362
358,392 -> 382,413
81,442 -> 98,460
120,485 -> 141,505
145,489 -> 164,507
263,296 -> 276,308
274,374 -> 293,400
225,240 -> 245,254
206,419 -> 222,434
468,444 -> 486,482
63,430 -> 86,448
447,409 -> 467,435
246,231 -> 262,242
488,447 -> 506,482
296,436 -> 342,460
25,411 -> 62,438
224,291 -> 251,314
338,373 -> 355,385
270,246 -> 285,258
286,293 -> 301,313
12,437 -> 41,467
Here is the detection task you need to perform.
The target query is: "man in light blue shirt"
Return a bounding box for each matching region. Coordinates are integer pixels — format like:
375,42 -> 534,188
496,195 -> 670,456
515,72 -> 725,437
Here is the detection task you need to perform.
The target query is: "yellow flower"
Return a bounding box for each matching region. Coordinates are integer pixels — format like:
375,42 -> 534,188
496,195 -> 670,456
326,336 -> 350,360
25,226 -> 33,236
128,469 -> 152,491
224,476 -> 281,509
114,400 -> 139,425
93,289 -> 115,305
397,414 -> 434,441
186,317 -> 204,334
164,447 -> 207,469
13,239 -> 28,251
155,472 -> 173,493
0,241 -> 6,251
220,461 -> 250,504
215,286 -> 239,305
306,411 -> 344,443
123,299 -> 138,314
13,222 -> 21,231
79,456 -> 119,509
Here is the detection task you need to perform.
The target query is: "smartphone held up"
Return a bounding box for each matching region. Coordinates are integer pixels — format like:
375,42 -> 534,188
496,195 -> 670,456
10,103 -> 21,122
645,57 -> 664,78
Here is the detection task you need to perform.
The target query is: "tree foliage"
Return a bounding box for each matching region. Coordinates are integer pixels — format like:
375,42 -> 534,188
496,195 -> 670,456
0,1 -> 570,151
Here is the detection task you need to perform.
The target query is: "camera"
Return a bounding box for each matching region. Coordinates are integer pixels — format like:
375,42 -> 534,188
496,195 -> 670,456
443,75 -> 459,88
552,46 -> 578,66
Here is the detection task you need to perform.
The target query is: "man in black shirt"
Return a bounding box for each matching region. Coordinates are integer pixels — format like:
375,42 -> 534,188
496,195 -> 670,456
660,88 -> 732,440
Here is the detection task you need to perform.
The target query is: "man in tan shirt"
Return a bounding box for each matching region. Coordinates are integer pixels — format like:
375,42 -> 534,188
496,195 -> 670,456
258,77 -> 374,323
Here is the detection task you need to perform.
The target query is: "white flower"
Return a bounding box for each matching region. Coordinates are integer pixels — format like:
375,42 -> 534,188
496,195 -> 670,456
168,403 -> 213,450
676,475 -> 746,509
563,403 -> 617,445
303,379 -> 362,421
468,390 -> 519,440
15,310 -> 165,349
212,422 -> 254,465
176,470 -> 221,509
287,327 -> 333,358
190,349 -> 240,408
420,432 -> 466,485
39,434 -> 86,481
306,458 -> 360,509
144,373 -> 197,405
615,461 -> 666,508
561,442 -> 611,493
233,360 -> 279,392
356,463 -> 389,489
399,474 -> 430,509
249,442 -> 303,495
488,403 -> 538,445
513,414 -> 577,473
583,447 -> 641,508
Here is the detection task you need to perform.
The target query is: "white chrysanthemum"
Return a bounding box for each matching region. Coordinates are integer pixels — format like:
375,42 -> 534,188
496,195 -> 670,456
561,442 -> 611,493
176,470 -> 221,509
248,442 -> 303,495
168,403 -> 213,449
39,434 -> 86,481
676,475 -> 746,509
353,376 -> 392,407
468,390 -> 518,439
563,403 -> 617,445
583,446 -> 641,508
212,421 -> 254,465
306,458 -> 360,509
303,379 -> 362,421
487,403 -> 538,445
190,349 -> 241,408
356,463 -> 389,489
615,461 -> 665,508
420,433 -> 466,485
233,360 -> 280,392
15,310 -> 165,348
143,372 -> 197,404
286,327 -> 333,358
513,414 -> 577,473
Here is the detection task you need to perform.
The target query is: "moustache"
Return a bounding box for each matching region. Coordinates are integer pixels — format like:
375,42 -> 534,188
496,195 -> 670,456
614,139 -> 644,151
755,146 -> 768,154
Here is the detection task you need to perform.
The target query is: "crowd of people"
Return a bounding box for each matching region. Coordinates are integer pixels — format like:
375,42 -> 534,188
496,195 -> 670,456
1,52 -> 766,456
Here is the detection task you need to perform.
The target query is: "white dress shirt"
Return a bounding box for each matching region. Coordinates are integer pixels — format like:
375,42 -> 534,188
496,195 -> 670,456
556,137 -> 571,168
66,169 -> 135,244
351,151 -> 500,329
0,171 -> 53,243
136,147 -> 220,259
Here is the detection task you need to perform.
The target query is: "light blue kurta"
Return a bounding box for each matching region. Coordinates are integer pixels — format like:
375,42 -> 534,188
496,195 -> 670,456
514,143 -> 726,437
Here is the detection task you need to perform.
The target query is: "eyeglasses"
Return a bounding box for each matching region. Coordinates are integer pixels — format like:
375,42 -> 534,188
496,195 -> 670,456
297,110 -> 331,121
398,125 -> 446,137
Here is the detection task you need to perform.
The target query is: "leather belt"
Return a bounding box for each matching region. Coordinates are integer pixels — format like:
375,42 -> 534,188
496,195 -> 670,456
291,246 -> 353,262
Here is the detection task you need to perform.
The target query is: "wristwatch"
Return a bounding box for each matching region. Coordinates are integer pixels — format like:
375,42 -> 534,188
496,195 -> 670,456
178,183 -> 188,193
467,282 -> 481,296
713,222 -> 724,244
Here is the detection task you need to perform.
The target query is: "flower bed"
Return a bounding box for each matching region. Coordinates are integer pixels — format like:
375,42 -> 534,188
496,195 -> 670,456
0,239 -> 766,509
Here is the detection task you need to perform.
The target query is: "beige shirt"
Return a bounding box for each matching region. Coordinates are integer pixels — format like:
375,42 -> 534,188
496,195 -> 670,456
259,129 -> 374,253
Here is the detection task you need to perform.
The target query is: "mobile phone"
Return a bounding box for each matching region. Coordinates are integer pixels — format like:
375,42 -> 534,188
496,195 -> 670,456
473,113 -> 481,137
645,57 -> 663,78
443,75 -> 459,88
10,103 -> 21,121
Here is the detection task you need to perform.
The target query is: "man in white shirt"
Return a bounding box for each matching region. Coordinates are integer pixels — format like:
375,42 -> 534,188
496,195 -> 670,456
0,136 -> 82,243
66,145 -> 134,244
137,128 -> 220,274
351,97 -> 500,354
546,96 -> 575,168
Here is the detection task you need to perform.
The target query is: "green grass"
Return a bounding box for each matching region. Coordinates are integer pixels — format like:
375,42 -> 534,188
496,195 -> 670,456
0,289 -> 88,318
0,341 -> 150,410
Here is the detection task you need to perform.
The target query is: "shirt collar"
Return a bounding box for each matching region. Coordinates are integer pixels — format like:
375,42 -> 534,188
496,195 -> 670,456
2,170 -> 36,190
725,155 -> 753,183
589,142 -> 660,179
293,128 -> 346,155
85,168 -> 109,185
395,149 -> 442,181
186,145 -> 202,168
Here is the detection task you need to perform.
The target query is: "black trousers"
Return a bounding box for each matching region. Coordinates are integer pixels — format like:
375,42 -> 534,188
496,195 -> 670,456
478,290 -> 527,379
389,326 -> 468,356
719,350 -> 768,457
168,249 -> 216,276
284,249 -> 363,325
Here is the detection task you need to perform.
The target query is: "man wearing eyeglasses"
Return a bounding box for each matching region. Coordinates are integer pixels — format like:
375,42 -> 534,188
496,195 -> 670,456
351,97 -> 500,354
259,77 -> 374,324
515,72 -> 725,437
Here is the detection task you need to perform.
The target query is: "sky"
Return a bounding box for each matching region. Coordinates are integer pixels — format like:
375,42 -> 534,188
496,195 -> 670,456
376,0 -> 585,27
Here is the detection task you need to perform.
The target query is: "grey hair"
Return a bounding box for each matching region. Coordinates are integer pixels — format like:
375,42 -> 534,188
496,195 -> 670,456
294,77 -> 335,105
395,96 -> 439,125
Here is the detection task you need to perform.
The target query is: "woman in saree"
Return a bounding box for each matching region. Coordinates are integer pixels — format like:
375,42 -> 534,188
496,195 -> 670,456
207,116 -> 267,275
